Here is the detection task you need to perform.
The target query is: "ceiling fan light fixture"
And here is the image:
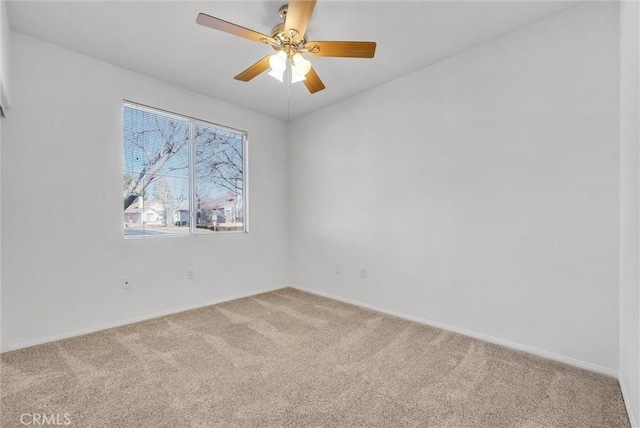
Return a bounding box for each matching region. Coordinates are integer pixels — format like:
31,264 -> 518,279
291,72 -> 307,83
268,69 -> 285,82
292,53 -> 312,76
269,50 -> 287,73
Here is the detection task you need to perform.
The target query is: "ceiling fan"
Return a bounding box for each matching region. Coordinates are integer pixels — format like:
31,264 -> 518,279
196,0 -> 376,94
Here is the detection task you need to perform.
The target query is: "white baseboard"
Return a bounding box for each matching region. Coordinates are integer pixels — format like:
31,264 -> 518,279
619,375 -> 639,428
290,285 -> 619,378
3,285 -> 285,353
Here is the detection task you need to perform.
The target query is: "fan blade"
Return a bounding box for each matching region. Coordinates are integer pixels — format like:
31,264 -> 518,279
303,67 -> 325,94
305,41 -> 376,58
196,13 -> 275,45
284,0 -> 316,41
234,56 -> 272,82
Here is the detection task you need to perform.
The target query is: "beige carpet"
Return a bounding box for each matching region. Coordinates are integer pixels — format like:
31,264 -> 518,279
1,288 -> 630,428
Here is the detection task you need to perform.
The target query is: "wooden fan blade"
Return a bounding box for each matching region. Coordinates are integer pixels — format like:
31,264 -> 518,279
284,0 -> 316,42
196,13 -> 275,45
305,41 -> 376,58
234,56 -> 272,82
303,67 -> 325,94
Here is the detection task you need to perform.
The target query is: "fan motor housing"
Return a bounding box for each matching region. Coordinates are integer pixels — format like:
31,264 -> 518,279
271,22 -> 285,38
271,5 -> 308,50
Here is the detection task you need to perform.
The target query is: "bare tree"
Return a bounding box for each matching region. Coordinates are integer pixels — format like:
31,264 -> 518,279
123,111 -> 243,212
123,116 -> 189,210
195,126 -> 243,197
153,176 -> 187,225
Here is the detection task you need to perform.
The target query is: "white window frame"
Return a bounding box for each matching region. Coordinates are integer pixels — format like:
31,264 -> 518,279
123,100 -> 249,239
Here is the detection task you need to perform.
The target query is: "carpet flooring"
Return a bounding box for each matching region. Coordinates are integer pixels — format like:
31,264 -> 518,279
1,288 -> 631,427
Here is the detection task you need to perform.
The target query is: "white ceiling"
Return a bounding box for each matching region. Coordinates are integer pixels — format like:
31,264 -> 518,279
7,1 -> 578,121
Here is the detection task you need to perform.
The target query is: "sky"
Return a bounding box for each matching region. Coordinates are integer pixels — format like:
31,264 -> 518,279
123,104 -> 244,207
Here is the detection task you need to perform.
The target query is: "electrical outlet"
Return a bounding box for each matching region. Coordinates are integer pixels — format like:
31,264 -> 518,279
121,277 -> 132,289
336,265 -> 342,274
187,270 -> 195,280
360,267 -> 366,279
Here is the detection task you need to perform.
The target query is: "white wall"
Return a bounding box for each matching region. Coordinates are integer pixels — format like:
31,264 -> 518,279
619,1 -> 640,425
0,33 -> 288,351
288,3 -> 620,372
0,0 -> 9,108
0,0 -> 9,352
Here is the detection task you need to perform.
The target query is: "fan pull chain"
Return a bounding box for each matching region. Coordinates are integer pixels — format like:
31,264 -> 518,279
287,59 -> 291,121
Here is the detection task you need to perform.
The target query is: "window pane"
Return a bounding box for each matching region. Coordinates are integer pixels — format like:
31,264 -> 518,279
124,174 -> 190,236
194,124 -> 244,234
123,106 -> 189,176
123,105 -> 190,233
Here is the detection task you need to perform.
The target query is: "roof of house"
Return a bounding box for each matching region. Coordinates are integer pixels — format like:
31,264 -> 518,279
177,192 -> 240,211
124,199 -> 165,215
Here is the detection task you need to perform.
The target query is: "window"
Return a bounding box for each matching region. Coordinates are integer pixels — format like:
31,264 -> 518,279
123,102 -> 247,237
